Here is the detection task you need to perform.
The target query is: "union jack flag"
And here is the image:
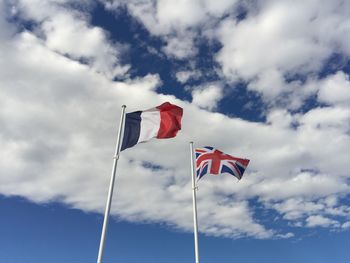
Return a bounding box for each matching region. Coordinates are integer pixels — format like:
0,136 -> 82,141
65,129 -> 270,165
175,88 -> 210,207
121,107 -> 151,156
195,146 -> 250,181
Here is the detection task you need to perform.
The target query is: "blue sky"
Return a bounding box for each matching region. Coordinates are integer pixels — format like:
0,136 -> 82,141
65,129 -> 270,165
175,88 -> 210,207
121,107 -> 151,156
1,0 -> 350,262
2,195 -> 349,263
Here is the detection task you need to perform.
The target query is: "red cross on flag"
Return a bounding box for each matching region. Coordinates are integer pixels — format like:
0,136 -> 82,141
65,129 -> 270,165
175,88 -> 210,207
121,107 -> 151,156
195,146 -> 250,181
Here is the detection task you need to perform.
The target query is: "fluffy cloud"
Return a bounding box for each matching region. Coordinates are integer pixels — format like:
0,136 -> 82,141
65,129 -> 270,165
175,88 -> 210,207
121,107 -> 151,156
106,0 -> 239,35
216,0 -> 350,106
306,215 -> 339,228
0,9 -> 272,238
272,199 -> 325,221
162,33 -> 198,59
102,0 -> 350,110
317,71 -> 350,106
11,0 -> 129,79
270,196 -> 350,224
175,70 -> 201,84
342,222 -> 350,229
42,12 -> 129,78
191,83 -> 223,110
104,0 -> 239,59
266,109 -> 296,128
1,0 -> 350,240
233,1 -> 349,75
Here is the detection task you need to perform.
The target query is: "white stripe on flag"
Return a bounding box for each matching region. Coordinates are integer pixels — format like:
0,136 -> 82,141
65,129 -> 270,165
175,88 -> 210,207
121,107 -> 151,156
138,110 -> 161,143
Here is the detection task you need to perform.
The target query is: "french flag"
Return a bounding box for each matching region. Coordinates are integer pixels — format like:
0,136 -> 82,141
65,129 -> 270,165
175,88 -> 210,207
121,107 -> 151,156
121,102 -> 183,151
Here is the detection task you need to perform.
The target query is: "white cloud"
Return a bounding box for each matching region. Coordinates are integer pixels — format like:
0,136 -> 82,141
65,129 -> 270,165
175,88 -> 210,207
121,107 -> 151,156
191,83 -> 223,110
42,12 -> 129,78
266,109 -> 295,128
306,215 -> 339,228
11,0 -> 129,79
106,0 -> 238,35
155,0 -> 204,31
323,196 -> 338,207
270,196 -> 350,223
216,0 -> 350,105
162,33 -> 198,59
1,0 -> 350,240
0,23 -> 271,238
247,69 -> 287,99
250,173 -> 349,201
175,70 -> 201,84
276,232 -> 294,239
217,0 -> 350,79
317,71 -> 350,106
299,106 -> 350,133
272,198 -> 325,220
43,12 -> 94,53
342,222 -> 350,229
103,0 -> 350,110
270,196 -> 350,227
104,0 -> 239,62
2,24 -> 350,237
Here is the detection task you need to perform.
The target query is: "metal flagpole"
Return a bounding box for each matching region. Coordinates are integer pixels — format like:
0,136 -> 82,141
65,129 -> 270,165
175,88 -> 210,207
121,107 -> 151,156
97,105 -> 127,263
190,142 -> 200,263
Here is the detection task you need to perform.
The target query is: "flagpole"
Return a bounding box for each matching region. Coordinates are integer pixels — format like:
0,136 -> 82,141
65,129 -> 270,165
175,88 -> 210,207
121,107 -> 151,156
97,105 -> 126,263
190,142 -> 200,263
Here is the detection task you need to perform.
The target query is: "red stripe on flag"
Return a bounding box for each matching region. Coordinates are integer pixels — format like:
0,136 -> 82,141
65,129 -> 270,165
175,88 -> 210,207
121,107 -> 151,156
156,102 -> 183,139
238,159 -> 250,167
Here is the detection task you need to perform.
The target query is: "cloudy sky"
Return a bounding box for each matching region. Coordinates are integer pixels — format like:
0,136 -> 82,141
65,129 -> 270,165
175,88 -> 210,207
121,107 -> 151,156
1,0 -> 350,262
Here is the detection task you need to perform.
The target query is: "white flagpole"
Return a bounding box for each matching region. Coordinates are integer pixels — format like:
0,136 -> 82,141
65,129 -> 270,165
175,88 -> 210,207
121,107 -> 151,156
97,105 -> 126,263
190,142 -> 200,263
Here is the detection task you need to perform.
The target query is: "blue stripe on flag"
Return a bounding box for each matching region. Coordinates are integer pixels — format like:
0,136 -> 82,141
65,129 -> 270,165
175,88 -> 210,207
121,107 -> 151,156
204,146 -> 213,150
221,164 -> 238,179
198,163 -> 208,179
236,163 -> 245,175
121,111 -> 141,151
